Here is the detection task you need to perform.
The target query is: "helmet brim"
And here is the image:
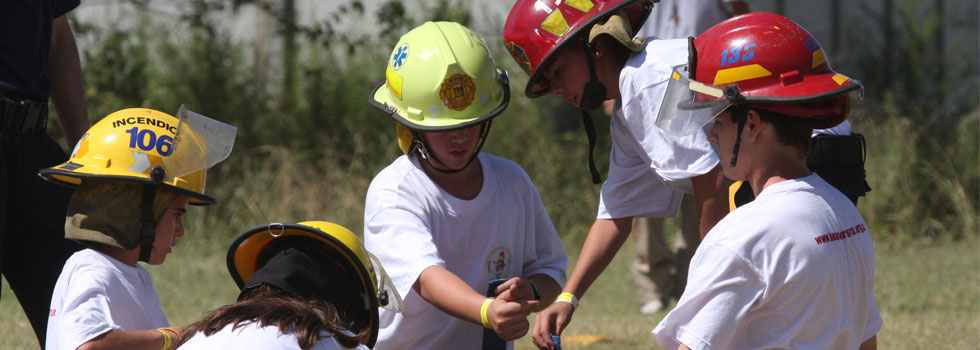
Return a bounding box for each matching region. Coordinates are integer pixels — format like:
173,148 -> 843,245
38,167 -> 217,205
369,71 -> 511,132
524,0 -> 651,98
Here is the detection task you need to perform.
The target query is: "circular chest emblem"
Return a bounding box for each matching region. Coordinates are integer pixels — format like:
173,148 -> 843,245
439,73 -> 475,111
485,246 -> 512,280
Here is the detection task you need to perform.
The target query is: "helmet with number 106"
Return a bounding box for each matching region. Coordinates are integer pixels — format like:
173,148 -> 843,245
656,13 -> 863,136
39,107 -> 237,205
503,0 -> 655,97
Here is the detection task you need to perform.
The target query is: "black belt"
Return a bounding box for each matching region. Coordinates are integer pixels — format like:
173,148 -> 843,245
0,96 -> 48,134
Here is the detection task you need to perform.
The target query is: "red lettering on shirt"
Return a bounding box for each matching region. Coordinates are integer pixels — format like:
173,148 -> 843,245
49,309 -> 56,317
814,223 -> 867,245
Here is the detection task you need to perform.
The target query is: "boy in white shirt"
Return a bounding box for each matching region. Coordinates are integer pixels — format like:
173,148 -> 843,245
40,107 -> 235,350
650,13 -> 880,350
503,2 -> 729,347
365,22 -> 567,349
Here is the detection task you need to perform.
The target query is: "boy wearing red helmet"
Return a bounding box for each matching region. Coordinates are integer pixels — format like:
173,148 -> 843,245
503,1 -> 729,347
650,13 -> 880,350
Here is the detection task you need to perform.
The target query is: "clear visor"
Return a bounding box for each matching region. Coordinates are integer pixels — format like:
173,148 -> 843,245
368,251 -> 404,313
161,105 -> 237,180
655,65 -> 736,136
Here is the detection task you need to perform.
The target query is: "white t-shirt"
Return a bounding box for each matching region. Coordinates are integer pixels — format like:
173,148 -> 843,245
637,0 -> 742,40
599,38 -> 720,219
178,323 -> 367,350
364,153 -> 567,350
813,120 -> 852,137
652,174 -> 882,350
46,248 -> 170,350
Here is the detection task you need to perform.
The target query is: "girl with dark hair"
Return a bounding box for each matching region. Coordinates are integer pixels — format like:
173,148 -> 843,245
178,221 -> 402,350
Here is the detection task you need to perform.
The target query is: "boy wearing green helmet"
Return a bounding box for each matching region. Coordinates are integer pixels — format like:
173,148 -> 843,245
365,22 -> 567,349
40,107 -> 236,350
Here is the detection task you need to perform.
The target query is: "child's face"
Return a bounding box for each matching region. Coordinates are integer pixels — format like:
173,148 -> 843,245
148,194 -> 190,265
540,46 -> 591,107
420,124 -> 483,170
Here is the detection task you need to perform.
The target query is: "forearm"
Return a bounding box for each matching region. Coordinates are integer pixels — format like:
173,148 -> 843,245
859,335 -> 877,350
47,16 -> 89,147
78,329 -> 176,350
414,265 -> 489,325
562,218 -> 633,299
527,273 -> 561,311
691,166 -> 729,238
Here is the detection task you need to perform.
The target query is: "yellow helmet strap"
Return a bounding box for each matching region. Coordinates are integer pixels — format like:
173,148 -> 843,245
413,120 -> 491,174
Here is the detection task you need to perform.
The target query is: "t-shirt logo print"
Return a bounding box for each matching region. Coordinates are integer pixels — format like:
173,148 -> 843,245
485,247 -> 512,280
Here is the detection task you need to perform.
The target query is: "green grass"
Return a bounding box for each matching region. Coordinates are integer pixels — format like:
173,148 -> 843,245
5,233 -> 977,349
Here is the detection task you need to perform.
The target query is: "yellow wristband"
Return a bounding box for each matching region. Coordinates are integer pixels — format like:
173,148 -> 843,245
159,327 -> 181,344
555,292 -> 579,309
480,298 -> 494,329
157,328 -> 172,350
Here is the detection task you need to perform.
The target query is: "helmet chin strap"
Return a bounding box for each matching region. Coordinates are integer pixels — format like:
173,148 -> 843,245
579,40 -> 607,110
138,166 -> 165,263
413,121 -> 491,174
729,106 -> 748,168
577,40 -> 604,184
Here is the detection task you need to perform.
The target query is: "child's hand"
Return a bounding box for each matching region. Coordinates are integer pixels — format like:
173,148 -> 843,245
494,276 -> 536,302
488,283 -> 540,340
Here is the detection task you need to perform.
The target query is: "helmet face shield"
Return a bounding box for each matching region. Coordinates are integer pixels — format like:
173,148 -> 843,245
656,65 -> 736,136
367,251 -> 403,313
163,105 -> 237,182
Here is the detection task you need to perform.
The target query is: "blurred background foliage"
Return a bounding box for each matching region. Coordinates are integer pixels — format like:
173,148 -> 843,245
61,0 -> 977,249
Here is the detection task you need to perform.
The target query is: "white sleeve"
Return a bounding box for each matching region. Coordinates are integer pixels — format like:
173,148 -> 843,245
57,275 -> 116,350
863,293 -> 883,342
621,86 -> 720,186
364,204 -> 444,315
598,111 -> 684,219
652,242 -> 763,350
520,177 -> 568,288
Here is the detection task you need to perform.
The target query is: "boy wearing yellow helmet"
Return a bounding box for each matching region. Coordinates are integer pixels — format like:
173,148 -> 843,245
180,221 -> 403,350
366,22 -> 567,349
40,107 -> 236,350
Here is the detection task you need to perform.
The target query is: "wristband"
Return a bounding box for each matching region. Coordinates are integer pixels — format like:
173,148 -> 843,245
480,298 -> 494,329
157,328 -> 172,350
528,280 -> 541,300
159,327 -> 181,344
555,292 -> 578,309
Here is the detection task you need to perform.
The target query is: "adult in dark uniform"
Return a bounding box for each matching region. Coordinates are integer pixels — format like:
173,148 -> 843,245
0,0 -> 89,346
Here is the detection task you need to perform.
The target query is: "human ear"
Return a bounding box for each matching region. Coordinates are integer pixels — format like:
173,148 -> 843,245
745,109 -> 763,141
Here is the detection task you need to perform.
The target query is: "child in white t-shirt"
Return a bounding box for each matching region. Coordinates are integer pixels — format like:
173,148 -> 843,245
503,2 -> 730,347
651,13 -> 880,350
40,107 -> 235,350
365,22 -> 567,349
179,221 -> 402,350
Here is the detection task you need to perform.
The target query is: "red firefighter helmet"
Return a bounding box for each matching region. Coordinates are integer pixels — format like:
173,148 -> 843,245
503,0 -> 655,98
657,13 -> 863,136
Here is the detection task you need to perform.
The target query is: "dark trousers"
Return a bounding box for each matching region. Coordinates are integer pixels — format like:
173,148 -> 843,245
0,130 -> 82,347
